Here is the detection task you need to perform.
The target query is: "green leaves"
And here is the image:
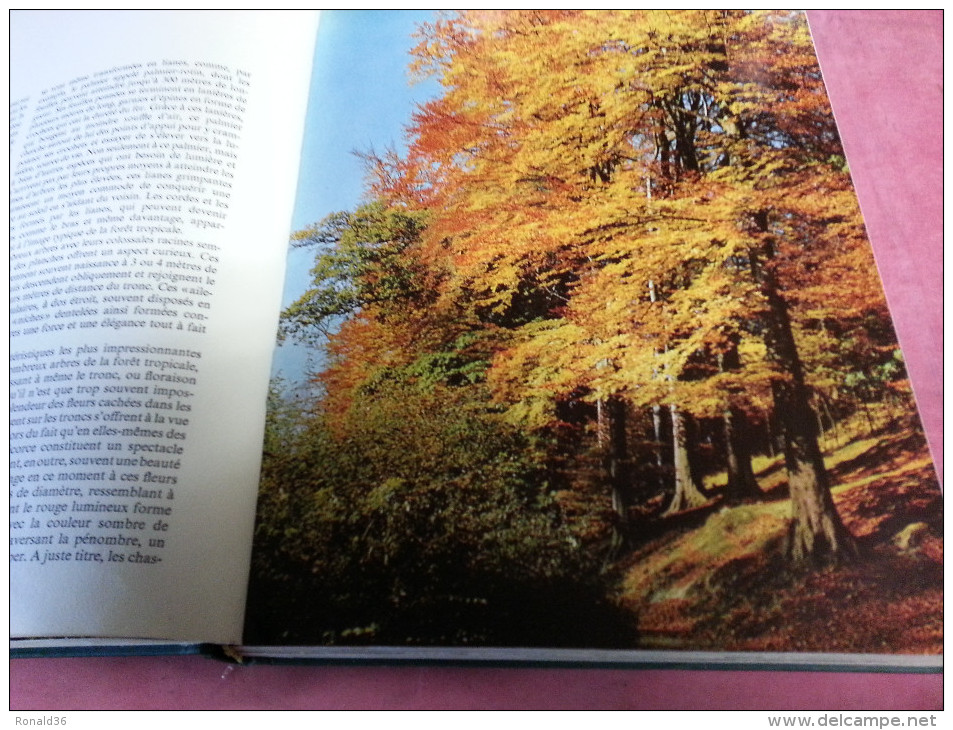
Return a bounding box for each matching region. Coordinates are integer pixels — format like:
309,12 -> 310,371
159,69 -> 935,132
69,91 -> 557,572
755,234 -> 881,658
280,202 -> 431,343
249,376 -> 614,645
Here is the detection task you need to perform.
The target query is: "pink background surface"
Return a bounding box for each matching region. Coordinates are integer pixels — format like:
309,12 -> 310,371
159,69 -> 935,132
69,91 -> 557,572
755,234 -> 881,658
10,11 -> 943,711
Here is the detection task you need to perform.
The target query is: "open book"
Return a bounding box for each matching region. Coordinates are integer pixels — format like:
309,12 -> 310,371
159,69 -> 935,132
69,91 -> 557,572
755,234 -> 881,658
10,10 -> 942,670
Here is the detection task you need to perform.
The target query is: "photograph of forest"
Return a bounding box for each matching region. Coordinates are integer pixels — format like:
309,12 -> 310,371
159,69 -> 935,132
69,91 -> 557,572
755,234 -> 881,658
244,10 -> 942,655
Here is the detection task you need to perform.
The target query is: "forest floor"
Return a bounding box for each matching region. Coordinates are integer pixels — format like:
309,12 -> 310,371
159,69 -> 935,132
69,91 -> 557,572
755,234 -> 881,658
614,423 -> 943,655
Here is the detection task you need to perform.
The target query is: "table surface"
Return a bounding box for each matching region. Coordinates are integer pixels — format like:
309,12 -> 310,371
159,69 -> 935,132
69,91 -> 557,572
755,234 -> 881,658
10,10 -> 943,711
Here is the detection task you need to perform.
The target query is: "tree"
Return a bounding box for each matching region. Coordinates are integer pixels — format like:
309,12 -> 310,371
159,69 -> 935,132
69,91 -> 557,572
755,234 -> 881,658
281,201 -> 432,344
391,10 -> 873,563
665,405 -> 708,514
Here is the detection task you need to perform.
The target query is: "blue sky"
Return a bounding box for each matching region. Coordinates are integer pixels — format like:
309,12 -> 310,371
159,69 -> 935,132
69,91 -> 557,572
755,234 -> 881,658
274,10 -> 440,387
290,10 -> 440,234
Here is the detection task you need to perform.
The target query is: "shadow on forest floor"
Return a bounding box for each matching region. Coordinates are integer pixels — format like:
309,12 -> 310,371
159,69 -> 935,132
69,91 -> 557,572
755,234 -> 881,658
613,424 -> 943,655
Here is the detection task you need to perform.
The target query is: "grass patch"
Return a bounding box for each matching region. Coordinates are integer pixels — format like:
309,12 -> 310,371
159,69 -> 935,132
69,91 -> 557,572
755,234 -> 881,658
615,424 -> 943,654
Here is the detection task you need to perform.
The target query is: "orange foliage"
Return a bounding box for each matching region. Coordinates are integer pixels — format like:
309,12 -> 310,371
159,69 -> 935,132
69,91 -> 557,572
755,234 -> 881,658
366,10 -> 901,431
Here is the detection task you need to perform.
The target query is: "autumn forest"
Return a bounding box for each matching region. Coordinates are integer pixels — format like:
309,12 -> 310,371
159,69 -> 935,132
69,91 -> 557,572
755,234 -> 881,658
244,10 -> 942,654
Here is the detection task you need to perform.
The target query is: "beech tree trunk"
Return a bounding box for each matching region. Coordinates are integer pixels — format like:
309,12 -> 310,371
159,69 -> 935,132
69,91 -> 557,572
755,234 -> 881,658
651,404 -> 665,489
664,405 -> 707,514
773,381 -> 856,563
606,398 -> 629,526
724,406 -> 760,503
718,344 -> 760,503
749,212 -> 856,564
598,397 -> 629,524
648,280 -> 666,490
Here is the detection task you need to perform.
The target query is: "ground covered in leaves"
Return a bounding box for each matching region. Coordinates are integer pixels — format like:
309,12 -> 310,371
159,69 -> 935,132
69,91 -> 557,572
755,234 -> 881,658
615,426 -> 943,655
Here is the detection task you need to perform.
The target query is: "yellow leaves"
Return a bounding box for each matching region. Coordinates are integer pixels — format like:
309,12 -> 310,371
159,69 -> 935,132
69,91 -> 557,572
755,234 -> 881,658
486,318 -> 592,427
354,9 -> 891,435
489,320 -> 587,391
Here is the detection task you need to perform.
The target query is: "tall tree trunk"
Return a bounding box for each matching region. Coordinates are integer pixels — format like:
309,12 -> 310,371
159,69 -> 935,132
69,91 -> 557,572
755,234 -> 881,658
718,344 -> 760,503
815,407 -> 827,451
749,211 -> 856,564
647,279 -> 666,490
817,393 -> 840,449
597,397 -> 629,524
724,406 -> 760,503
664,405 -> 707,514
651,404 -> 665,490
604,397 -> 629,524
772,381 -> 856,564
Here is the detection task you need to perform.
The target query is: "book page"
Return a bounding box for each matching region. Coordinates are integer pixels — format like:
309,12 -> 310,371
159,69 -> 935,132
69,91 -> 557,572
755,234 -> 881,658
10,10 -> 319,644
